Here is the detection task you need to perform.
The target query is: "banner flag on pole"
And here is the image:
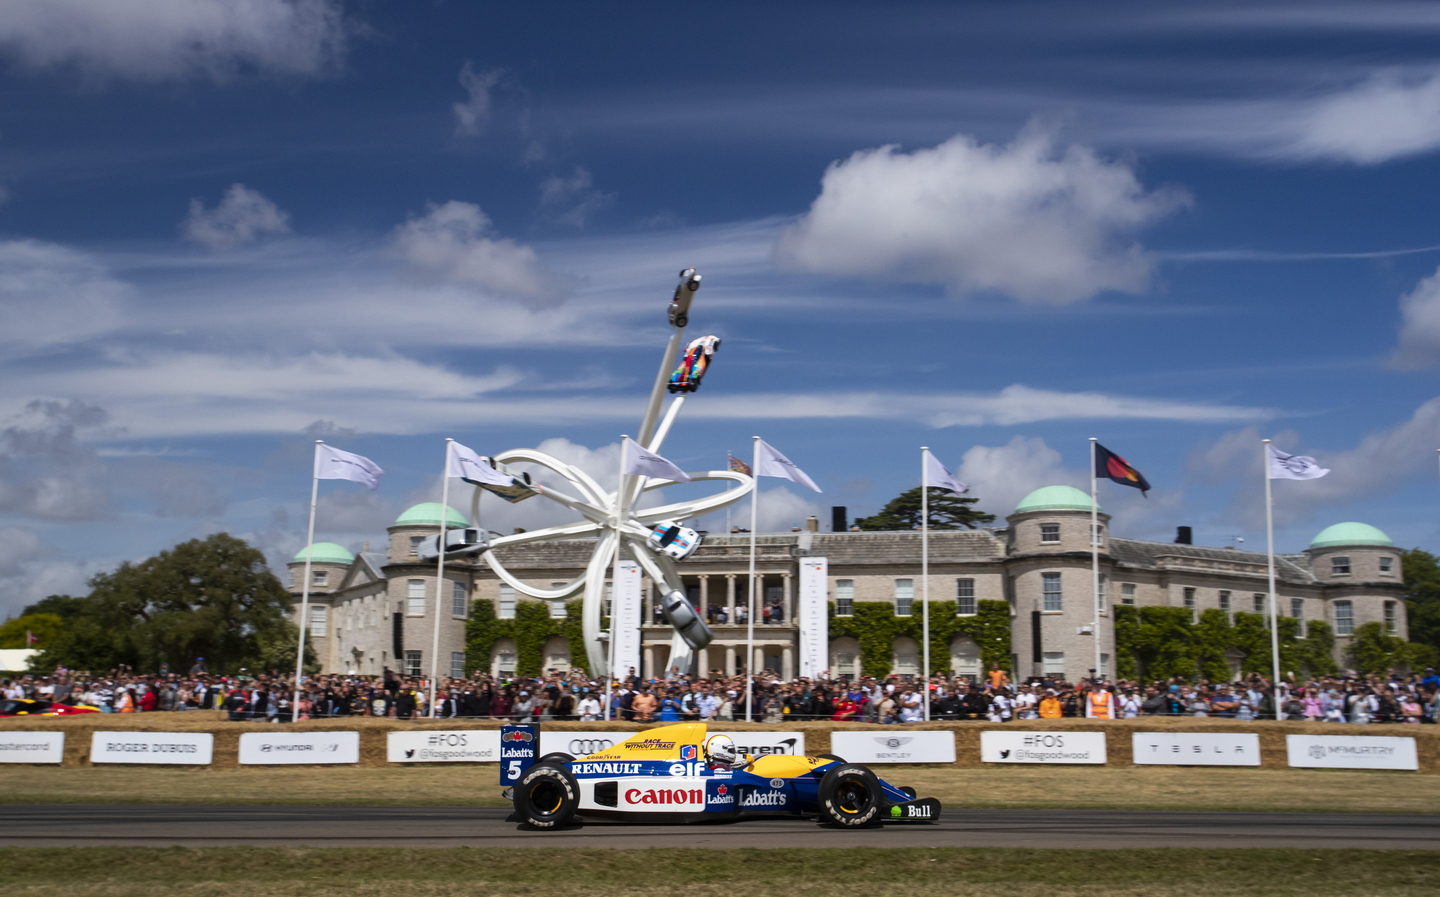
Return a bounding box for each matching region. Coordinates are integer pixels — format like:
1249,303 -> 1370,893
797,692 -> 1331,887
622,436 -> 691,482
1093,442 -> 1150,495
448,440 -> 512,486
727,454 -> 752,476
1267,443 -> 1330,480
314,444 -> 384,490
922,448 -> 969,495
755,439 -> 822,492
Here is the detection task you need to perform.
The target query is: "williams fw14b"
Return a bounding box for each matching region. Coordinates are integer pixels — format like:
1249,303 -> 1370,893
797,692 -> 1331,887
500,722 -> 940,829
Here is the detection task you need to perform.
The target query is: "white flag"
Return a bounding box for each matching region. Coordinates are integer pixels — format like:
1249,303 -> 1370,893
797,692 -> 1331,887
314,443 -> 383,490
447,440 -> 512,487
623,436 -> 691,483
1267,443 -> 1330,481
923,448 -> 969,495
756,439 -> 822,493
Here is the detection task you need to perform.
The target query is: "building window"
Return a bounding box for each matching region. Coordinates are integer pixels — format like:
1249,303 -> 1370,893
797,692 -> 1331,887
1042,651 -> 1065,676
404,650 -> 422,677
1331,556 -> 1351,576
835,579 -> 854,616
1334,600 -> 1354,636
1040,523 -> 1060,543
955,578 -> 976,616
894,579 -> 914,616
549,599 -> 567,620
308,605 -> 327,637
1291,597 -> 1306,637
312,570 -> 328,586
1253,593 -> 1266,615
451,581 -> 467,617
1090,523 -> 1104,546
406,579 -> 426,616
1098,575 -> 1107,616
498,584 -> 516,620
1120,583 -> 1136,606
1042,572 -> 1063,612
1183,587 -> 1197,622
1219,590 -> 1231,618
1379,556 -> 1395,575
450,651 -> 466,679
1384,601 -> 1398,635
409,535 -> 424,557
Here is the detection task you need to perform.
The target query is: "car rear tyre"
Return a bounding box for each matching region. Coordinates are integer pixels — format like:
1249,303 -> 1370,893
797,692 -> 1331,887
514,763 -> 580,829
538,752 -> 575,765
817,763 -> 883,828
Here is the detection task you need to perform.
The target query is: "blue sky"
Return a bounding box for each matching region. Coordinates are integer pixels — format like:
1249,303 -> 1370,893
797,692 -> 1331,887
3,1 -> 1440,619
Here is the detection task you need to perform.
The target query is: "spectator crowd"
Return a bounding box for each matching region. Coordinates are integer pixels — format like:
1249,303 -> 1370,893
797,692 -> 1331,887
5,660 -> 1439,726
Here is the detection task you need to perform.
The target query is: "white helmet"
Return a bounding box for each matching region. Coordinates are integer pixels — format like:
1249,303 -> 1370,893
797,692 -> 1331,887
704,733 -> 737,767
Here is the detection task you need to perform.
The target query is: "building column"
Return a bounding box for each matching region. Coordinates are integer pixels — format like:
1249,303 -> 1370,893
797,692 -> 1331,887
781,572 -> 794,623
781,644 -> 795,681
724,645 -> 737,676
699,574 -> 710,609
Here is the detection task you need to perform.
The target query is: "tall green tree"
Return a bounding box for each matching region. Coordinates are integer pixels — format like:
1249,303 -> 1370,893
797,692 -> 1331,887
853,486 -> 995,531
1401,548 -> 1440,656
34,533 -> 301,675
0,611 -> 65,649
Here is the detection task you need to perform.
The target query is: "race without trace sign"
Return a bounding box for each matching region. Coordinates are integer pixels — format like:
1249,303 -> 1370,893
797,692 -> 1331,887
830,730 -> 955,764
90,731 -> 213,765
1132,732 -> 1261,766
387,730 -> 500,763
239,731 -> 359,765
981,730 -> 1107,764
0,731 -> 64,764
1286,734 -> 1418,770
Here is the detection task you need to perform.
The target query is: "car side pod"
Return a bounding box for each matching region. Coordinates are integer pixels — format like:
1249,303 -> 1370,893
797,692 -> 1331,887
660,589 -> 713,650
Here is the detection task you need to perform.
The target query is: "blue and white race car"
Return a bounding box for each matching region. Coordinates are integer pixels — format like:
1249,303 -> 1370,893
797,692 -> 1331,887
501,722 -> 940,829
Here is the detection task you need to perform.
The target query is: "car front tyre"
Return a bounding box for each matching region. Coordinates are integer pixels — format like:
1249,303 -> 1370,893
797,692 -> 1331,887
817,763 -> 883,828
514,764 -> 580,829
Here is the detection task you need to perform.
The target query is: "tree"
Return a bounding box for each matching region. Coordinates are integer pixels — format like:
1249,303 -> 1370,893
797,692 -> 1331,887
34,533 -> 302,675
1401,548 -> 1440,656
0,612 -> 64,649
853,487 -> 995,531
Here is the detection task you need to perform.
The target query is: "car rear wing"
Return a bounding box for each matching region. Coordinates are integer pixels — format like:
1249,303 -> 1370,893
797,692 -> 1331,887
499,723 -> 539,787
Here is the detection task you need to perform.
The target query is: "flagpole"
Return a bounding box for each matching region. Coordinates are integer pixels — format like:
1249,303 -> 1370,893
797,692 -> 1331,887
746,435 -> 760,722
1089,438 -> 1101,682
605,435 -> 629,722
1263,438 -> 1283,721
427,439 -> 453,718
921,446 -> 931,721
292,440 -> 323,720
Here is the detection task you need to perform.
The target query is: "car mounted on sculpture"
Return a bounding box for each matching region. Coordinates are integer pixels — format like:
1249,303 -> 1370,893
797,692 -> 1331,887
501,722 -> 940,829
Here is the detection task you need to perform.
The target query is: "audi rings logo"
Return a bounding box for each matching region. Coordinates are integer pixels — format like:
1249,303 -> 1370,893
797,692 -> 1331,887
569,738 -> 615,754
1309,745 -> 1327,760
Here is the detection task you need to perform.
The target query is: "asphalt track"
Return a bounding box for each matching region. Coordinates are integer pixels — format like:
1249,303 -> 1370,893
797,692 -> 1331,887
2,805 -> 1437,848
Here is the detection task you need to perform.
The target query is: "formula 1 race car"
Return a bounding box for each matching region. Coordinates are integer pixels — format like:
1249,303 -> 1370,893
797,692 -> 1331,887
501,722 -> 940,829
0,698 -> 99,717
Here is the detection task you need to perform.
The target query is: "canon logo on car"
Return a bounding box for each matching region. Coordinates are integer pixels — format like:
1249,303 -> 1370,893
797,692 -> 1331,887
623,787 -> 703,806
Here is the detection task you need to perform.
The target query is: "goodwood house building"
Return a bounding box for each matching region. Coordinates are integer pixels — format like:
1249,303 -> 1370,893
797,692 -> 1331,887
287,486 -> 1408,684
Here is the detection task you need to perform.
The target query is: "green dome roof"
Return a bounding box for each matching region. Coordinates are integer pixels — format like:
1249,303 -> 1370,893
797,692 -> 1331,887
1014,485 -> 1098,514
292,542 -> 355,564
1309,522 -> 1393,549
394,502 -> 468,527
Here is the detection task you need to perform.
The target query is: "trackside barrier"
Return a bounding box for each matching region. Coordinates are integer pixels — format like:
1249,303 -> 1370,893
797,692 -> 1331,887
0,725 -> 1429,770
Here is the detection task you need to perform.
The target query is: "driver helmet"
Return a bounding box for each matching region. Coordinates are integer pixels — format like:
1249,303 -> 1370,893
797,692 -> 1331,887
703,733 -> 738,767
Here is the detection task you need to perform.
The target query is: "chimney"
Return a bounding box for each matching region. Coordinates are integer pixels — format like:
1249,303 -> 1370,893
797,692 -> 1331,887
831,506 -> 847,532
1175,526 -> 1193,545
805,515 -> 819,533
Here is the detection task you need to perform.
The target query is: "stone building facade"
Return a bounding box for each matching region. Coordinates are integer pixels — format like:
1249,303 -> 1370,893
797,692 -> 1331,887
287,487 -> 1408,683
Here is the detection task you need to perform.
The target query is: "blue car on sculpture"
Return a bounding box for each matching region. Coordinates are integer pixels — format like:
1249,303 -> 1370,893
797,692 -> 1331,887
501,722 -> 941,829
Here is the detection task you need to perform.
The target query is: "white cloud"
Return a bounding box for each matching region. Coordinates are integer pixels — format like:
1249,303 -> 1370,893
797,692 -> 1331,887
539,167 -> 615,228
0,526 -> 95,618
1198,398 -> 1440,528
775,125 -> 1188,303
952,436 -> 1077,518
1281,70 -> 1440,164
393,201 -> 567,302
0,239 -> 130,351
1392,265 -> 1440,368
181,184 -> 291,251
0,400 -> 113,521
0,0 -> 351,83
453,62 -> 504,136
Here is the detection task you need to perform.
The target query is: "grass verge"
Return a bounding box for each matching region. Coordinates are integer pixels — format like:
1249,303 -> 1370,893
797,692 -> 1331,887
2,847 -> 1437,897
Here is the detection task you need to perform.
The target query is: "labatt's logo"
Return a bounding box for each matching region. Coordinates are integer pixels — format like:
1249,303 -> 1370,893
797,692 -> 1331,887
623,787 -> 703,807
740,790 -> 788,808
